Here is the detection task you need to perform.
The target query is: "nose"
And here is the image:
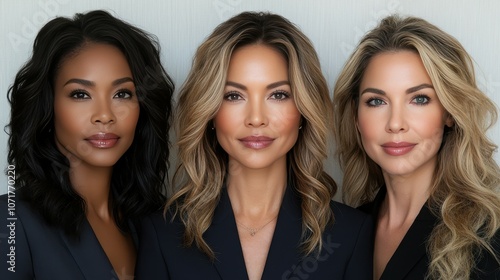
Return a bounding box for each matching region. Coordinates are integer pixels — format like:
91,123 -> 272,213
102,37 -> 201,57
245,98 -> 268,127
386,105 -> 408,133
91,98 -> 115,125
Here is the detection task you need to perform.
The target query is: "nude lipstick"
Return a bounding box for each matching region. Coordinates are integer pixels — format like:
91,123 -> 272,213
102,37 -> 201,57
239,136 -> 274,149
381,142 -> 416,156
85,133 -> 119,148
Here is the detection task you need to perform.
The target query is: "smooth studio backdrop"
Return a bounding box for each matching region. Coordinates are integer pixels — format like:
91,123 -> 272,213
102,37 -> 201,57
1,0 -> 499,197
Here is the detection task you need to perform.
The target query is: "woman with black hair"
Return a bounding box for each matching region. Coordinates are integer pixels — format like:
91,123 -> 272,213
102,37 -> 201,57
0,10 -> 173,279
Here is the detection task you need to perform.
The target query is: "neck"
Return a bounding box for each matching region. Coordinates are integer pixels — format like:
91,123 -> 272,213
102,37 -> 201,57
380,160 -> 435,227
68,162 -> 113,220
226,160 -> 286,220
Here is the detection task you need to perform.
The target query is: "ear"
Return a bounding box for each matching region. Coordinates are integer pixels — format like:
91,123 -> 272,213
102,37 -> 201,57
444,113 -> 454,128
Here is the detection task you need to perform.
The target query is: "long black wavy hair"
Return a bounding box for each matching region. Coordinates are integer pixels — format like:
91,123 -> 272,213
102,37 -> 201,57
6,10 -> 174,236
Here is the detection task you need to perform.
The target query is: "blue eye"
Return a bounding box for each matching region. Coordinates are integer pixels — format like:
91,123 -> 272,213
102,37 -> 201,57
270,90 -> 290,101
413,95 -> 430,105
366,98 -> 385,107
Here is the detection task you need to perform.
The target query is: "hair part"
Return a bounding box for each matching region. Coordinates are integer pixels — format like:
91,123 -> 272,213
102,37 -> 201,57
333,14 -> 500,278
169,11 -> 336,259
6,10 -> 174,236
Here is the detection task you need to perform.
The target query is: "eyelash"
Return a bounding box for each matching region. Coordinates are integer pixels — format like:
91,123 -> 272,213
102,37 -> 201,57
223,91 -> 242,102
68,89 -> 134,99
69,90 -> 90,99
365,97 -> 385,107
223,90 -> 291,102
412,94 -> 430,105
364,94 -> 431,107
114,89 -> 133,99
270,90 -> 290,101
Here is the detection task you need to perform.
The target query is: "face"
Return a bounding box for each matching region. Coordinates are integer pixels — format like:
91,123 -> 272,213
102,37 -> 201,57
53,43 -> 140,169
213,44 -> 301,172
357,51 -> 453,179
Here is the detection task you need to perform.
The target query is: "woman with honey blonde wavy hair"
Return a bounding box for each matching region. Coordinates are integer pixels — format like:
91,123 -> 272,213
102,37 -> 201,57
137,11 -> 372,280
334,15 -> 500,279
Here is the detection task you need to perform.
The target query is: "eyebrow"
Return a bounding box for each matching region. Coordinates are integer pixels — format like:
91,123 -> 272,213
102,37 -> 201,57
360,83 -> 434,95
63,77 -> 134,87
406,83 -> 433,94
225,80 -> 290,90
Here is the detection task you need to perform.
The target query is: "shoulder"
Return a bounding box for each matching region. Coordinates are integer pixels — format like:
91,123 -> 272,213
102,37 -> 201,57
138,209 -> 184,246
0,194 -> 35,278
326,200 -> 373,245
0,193 -> 39,223
330,200 -> 371,226
314,201 -> 373,279
473,229 -> 500,278
357,201 -> 375,215
137,209 -> 218,279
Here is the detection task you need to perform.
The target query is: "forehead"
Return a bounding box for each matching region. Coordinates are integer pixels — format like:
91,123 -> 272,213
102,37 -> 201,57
227,44 -> 288,82
361,51 -> 431,88
55,43 -> 132,84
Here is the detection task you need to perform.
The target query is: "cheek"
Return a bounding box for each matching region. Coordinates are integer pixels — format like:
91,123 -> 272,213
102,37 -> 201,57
412,114 -> 446,145
412,119 -> 445,163
115,101 -> 140,126
122,105 -> 140,134
54,107 -> 86,139
272,105 -> 301,130
213,106 -> 239,139
357,112 -> 377,141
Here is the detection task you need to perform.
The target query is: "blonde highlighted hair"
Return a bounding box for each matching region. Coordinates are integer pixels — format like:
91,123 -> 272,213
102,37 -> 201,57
169,11 -> 336,259
333,15 -> 500,279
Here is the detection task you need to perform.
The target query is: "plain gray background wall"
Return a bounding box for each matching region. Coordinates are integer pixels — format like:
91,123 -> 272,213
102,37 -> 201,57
1,0 -> 499,197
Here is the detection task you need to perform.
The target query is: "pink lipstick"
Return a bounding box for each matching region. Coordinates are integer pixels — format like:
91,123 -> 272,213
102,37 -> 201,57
85,133 -> 119,148
239,136 -> 274,150
381,142 -> 416,156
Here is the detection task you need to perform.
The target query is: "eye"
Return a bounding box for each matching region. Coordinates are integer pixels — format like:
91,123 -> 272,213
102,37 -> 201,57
224,91 -> 243,102
269,90 -> 290,101
70,90 -> 90,99
412,95 -> 430,105
114,89 -> 133,99
366,98 -> 386,107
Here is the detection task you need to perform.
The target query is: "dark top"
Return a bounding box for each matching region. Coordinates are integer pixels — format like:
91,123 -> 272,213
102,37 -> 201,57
0,194 -> 138,279
136,186 -> 373,279
359,186 -> 500,280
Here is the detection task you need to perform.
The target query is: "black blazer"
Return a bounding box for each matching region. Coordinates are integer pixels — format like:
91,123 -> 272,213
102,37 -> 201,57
0,194 -> 138,279
136,186 -> 373,279
359,186 -> 500,280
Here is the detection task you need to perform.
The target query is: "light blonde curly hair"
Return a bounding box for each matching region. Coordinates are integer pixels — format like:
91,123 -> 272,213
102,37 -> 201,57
333,15 -> 500,279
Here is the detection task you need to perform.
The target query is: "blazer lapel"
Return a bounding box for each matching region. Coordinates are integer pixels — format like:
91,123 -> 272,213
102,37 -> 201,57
204,188 -> 249,280
204,186 -> 304,280
59,220 -> 116,279
381,202 -> 437,279
261,186 -> 303,279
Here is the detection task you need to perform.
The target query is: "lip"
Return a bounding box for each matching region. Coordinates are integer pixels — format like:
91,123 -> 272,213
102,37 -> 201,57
239,136 -> 274,150
85,133 -> 119,148
381,142 -> 416,156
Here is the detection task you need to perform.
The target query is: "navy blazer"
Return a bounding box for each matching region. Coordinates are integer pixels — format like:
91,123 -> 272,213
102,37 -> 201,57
136,186 -> 373,279
0,194 -> 138,279
359,186 -> 500,279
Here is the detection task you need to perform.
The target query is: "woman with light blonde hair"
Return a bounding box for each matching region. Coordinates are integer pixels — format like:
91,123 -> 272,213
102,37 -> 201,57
137,11 -> 372,279
333,14 -> 500,279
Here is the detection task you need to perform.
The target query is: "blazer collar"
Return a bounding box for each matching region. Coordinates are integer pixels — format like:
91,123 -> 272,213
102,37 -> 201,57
204,187 -> 249,279
59,220 -> 116,279
204,185 -> 303,280
371,186 -> 438,279
261,185 -> 303,279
